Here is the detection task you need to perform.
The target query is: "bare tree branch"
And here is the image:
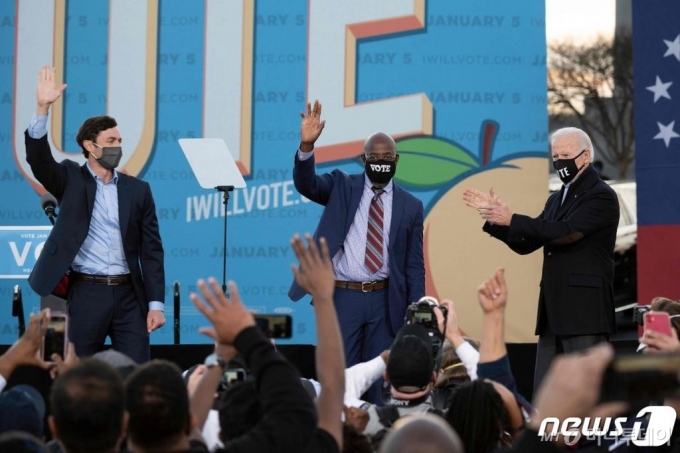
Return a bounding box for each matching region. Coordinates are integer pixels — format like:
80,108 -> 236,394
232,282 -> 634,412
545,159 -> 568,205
548,34 -> 634,179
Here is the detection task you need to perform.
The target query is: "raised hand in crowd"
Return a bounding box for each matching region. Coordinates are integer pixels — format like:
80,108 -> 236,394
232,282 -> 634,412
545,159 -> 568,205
299,100 -> 326,152
434,299 -> 465,348
191,279 -> 256,345
478,268 -> 508,364
189,341 -> 237,434
186,364 -> 208,396
291,233 -> 335,302
292,233 -> 346,450
0,309 -> 51,382
190,277 -> 317,452
36,65 -> 66,115
477,267 -> 507,314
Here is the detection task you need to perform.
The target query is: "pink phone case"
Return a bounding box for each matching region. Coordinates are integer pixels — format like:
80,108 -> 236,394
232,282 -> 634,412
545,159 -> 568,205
644,312 -> 673,337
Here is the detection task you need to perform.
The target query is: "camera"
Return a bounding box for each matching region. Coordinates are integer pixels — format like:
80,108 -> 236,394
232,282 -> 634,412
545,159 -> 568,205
633,305 -> 651,326
220,368 -> 246,391
405,296 -> 447,359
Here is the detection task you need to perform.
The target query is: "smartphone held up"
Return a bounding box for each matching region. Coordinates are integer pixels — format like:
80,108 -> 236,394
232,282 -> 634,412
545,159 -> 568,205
644,311 -> 673,337
254,314 -> 292,339
41,311 -> 68,363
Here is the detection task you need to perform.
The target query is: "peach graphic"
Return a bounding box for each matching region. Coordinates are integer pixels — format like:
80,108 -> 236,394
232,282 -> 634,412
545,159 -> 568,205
395,122 -> 547,342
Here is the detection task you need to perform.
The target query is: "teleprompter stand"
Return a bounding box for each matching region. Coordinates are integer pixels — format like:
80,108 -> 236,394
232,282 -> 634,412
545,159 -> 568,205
178,138 -> 246,296
215,185 -> 234,295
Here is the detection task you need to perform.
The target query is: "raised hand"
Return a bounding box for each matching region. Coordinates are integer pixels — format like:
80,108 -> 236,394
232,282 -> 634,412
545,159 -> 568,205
190,279 -> 256,345
291,233 -> 334,302
36,66 -> 67,114
478,202 -> 513,226
434,299 -> 464,346
0,309 -> 53,381
300,100 -> 326,150
642,328 -> 680,354
50,342 -> 79,380
477,268 -> 507,314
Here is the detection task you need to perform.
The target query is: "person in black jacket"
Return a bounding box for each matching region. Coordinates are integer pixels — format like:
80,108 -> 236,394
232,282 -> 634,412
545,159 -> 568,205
25,66 -> 165,363
464,127 -> 620,395
188,278 -> 318,453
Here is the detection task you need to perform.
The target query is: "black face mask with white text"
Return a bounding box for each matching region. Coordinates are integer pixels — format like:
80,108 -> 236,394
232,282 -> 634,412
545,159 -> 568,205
364,159 -> 396,185
553,149 -> 586,184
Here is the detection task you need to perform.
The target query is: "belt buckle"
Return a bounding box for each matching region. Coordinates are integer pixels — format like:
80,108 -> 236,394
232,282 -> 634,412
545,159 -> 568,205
107,276 -> 117,286
361,281 -> 374,292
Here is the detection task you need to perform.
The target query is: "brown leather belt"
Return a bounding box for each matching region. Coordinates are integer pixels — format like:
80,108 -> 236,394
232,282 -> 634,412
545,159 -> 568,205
71,272 -> 131,286
335,279 -> 388,292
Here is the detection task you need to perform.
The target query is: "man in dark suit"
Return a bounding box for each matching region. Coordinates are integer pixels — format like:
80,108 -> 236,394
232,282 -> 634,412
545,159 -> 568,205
288,100 -> 425,376
24,66 -> 165,363
463,127 -> 619,395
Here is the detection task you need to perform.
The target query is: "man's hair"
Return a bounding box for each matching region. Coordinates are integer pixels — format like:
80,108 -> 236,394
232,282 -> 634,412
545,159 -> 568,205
343,424 -> 372,453
125,360 -> 191,450
550,127 -> 595,162
50,359 -> 125,453
378,413 -> 464,453
75,115 -> 117,158
217,379 -> 263,441
444,380 -> 508,453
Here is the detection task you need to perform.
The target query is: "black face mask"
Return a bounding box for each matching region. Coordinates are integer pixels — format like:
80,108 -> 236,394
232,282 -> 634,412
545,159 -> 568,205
92,143 -> 123,170
364,159 -> 397,185
553,149 -> 586,184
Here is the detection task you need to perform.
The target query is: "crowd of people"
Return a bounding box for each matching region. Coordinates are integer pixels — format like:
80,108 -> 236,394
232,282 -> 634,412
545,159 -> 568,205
0,234 -> 679,452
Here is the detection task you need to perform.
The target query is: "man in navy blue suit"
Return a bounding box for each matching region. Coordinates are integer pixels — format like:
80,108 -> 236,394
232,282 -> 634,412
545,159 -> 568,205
289,100 -> 426,382
24,66 -> 165,363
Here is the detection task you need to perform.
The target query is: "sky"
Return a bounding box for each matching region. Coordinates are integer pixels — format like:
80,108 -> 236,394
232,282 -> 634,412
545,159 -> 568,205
546,0 -> 617,44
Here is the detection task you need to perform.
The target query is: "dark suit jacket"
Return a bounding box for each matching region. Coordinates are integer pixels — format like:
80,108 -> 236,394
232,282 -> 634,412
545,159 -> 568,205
25,131 -> 165,313
483,165 -> 619,336
288,153 -> 425,335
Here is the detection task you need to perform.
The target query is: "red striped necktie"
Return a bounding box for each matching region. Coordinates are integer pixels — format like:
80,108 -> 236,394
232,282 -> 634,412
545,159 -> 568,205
365,188 -> 385,274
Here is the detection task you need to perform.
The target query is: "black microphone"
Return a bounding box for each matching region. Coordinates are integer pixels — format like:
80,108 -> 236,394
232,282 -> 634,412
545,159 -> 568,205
40,193 -> 58,224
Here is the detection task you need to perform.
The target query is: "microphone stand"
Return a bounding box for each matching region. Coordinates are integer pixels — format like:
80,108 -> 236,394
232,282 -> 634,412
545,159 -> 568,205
45,206 -> 57,226
215,186 -> 234,297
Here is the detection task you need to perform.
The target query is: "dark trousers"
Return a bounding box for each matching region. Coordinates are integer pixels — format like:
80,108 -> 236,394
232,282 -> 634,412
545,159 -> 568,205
533,324 -> 607,400
333,286 -> 394,405
67,280 -> 150,363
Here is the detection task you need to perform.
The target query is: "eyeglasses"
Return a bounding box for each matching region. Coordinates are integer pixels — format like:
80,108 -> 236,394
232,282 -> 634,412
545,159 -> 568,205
364,154 -> 398,162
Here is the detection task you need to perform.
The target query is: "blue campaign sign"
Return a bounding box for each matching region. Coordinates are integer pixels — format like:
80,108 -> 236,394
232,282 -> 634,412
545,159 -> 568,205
0,0 -> 548,345
0,227 -> 52,279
